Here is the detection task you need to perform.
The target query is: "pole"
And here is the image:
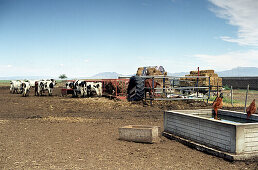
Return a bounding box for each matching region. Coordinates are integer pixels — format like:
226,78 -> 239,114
163,78 -> 165,97
115,80 -> 118,97
230,86 -> 233,107
244,84 -> 249,113
207,76 -> 211,103
197,67 -> 199,97
150,77 -> 154,106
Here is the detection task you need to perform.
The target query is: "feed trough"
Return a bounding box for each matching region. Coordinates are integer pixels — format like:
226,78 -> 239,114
119,125 -> 160,143
163,109 -> 258,161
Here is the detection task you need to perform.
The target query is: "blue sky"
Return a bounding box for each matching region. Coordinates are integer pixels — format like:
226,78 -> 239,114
0,0 -> 258,77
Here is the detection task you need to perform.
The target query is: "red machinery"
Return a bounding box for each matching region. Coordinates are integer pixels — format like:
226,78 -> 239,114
101,79 -> 129,100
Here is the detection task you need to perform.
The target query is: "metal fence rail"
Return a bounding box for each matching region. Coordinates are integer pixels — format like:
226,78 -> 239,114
119,75 -> 212,104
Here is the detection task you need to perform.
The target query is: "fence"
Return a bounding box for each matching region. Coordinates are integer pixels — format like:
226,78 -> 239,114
101,79 -> 129,100
119,75 -> 213,105
222,77 -> 258,90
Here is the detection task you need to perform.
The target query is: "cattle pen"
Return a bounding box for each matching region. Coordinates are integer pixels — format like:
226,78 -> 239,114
101,79 -> 129,100
119,75 -> 215,105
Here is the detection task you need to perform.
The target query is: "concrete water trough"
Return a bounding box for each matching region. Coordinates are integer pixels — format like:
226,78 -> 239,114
119,125 -> 160,143
163,109 -> 258,161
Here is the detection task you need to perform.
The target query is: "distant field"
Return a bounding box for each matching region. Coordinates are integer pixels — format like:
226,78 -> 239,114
0,80 -> 10,86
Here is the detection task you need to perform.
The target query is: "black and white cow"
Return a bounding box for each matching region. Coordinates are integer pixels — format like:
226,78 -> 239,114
75,80 -> 87,97
66,81 -> 75,90
35,79 -> 56,96
87,82 -> 102,97
21,81 -> 31,97
66,80 -> 87,97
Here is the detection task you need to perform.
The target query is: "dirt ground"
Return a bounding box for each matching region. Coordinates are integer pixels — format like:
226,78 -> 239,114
0,87 -> 257,169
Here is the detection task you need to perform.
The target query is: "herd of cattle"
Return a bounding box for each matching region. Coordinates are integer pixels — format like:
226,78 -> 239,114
10,79 -> 103,97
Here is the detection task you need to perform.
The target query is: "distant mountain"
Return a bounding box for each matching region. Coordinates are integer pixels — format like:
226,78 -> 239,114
168,67 -> 258,77
217,67 -> 258,77
167,72 -> 188,77
88,72 -> 123,79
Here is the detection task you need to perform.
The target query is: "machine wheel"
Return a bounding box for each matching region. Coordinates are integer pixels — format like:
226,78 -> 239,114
127,76 -> 144,101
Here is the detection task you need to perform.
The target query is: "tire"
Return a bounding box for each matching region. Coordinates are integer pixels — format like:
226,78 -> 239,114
127,76 -> 144,101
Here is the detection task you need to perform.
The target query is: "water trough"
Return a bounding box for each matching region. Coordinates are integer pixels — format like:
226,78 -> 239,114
163,109 -> 258,161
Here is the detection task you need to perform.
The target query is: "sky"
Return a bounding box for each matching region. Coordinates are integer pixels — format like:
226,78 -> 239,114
0,0 -> 258,78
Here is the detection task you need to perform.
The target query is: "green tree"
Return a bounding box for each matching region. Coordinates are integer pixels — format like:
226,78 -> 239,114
59,74 -> 67,80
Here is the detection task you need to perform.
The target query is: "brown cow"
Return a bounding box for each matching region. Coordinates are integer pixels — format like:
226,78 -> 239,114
144,78 -> 160,98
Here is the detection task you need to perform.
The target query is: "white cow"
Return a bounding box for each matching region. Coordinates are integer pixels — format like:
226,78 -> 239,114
21,81 -> 31,97
10,80 -> 23,94
87,82 -> 102,97
36,79 -> 56,96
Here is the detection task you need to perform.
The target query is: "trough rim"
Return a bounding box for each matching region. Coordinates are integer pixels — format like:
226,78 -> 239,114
165,109 -> 258,126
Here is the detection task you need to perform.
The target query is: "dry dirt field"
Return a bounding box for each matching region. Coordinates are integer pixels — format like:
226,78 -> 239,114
0,86 -> 257,169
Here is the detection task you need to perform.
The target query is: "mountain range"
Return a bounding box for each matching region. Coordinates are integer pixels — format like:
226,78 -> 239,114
0,67 -> 257,80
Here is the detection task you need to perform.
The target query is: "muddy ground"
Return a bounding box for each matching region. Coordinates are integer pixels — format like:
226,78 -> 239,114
0,87 -> 257,169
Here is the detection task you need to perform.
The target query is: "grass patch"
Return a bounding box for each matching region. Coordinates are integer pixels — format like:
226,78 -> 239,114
223,85 -> 231,90
208,96 -> 238,104
0,80 -> 10,86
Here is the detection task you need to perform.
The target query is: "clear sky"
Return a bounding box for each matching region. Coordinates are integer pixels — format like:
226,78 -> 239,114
0,0 -> 258,77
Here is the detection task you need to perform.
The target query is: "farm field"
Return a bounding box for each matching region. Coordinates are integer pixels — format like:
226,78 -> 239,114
0,86 -> 258,169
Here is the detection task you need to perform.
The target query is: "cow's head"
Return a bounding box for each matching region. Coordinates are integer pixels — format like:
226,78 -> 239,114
67,82 -> 74,89
50,79 -> 56,85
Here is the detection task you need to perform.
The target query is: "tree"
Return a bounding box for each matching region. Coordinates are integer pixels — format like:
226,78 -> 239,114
59,74 -> 67,80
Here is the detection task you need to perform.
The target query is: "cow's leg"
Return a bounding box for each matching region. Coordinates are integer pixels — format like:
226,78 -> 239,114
27,89 -> 30,96
49,88 -> 52,96
72,90 -> 77,97
82,89 -> 86,97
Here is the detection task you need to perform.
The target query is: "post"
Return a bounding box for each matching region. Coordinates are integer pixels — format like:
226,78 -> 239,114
152,77 -> 154,97
163,78 -> 165,97
122,80 -> 124,97
230,86 -> 233,107
115,80 -> 118,97
197,67 -> 199,97
150,77 -> 154,106
207,76 -> 211,103
244,84 -> 249,113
